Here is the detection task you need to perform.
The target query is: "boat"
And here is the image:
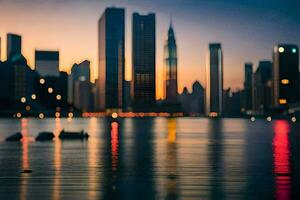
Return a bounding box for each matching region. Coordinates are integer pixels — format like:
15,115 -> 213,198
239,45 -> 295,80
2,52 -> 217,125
36,132 -> 55,141
5,132 -> 23,142
59,130 -> 89,140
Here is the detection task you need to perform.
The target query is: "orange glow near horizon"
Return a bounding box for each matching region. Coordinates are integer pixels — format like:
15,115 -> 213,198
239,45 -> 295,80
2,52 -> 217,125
273,120 -> 291,200
0,2 -> 247,99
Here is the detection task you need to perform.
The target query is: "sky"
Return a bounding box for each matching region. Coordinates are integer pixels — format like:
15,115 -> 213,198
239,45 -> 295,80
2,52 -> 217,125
0,0 -> 300,99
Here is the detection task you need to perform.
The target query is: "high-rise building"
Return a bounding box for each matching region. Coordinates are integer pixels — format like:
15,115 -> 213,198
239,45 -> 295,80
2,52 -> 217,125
206,43 -> 223,116
0,37 -> 2,62
35,50 -> 60,77
132,13 -> 156,110
68,60 -> 90,104
164,21 -> 178,103
98,7 -> 125,111
272,44 -> 299,107
7,33 -> 22,60
73,79 -> 92,112
242,63 -> 253,111
253,61 -> 272,112
35,72 -> 68,111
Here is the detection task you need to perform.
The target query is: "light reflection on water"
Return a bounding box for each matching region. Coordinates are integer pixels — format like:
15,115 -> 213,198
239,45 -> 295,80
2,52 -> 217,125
0,118 -> 299,199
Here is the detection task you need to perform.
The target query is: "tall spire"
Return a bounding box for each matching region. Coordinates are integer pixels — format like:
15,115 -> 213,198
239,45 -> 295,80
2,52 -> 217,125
168,15 -> 174,38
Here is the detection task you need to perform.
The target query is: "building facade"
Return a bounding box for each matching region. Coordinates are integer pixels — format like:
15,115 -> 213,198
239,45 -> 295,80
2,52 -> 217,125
272,44 -> 299,107
7,33 -> 22,60
206,43 -> 223,116
242,63 -> 253,112
35,50 -> 60,77
68,60 -> 90,105
98,7 -> 125,111
164,22 -> 178,103
132,13 -> 156,110
252,61 -> 272,113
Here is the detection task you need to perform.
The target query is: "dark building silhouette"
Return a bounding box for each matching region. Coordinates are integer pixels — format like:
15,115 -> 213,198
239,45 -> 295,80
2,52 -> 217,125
98,7 -> 125,111
223,88 -> 242,116
11,55 -> 35,100
73,79 -> 92,112
132,13 -> 156,111
35,50 -> 60,77
272,44 -> 299,108
252,61 -> 272,113
178,81 -> 205,114
206,43 -> 223,116
242,63 -> 253,112
7,33 -> 22,60
68,60 -> 90,106
0,55 -> 38,114
0,37 -> 2,62
35,72 -> 68,111
164,21 -> 178,103
123,80 -> 132,111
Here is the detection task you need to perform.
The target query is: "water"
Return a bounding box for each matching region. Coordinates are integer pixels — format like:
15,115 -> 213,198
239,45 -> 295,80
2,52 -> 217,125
0,117 -> 299,200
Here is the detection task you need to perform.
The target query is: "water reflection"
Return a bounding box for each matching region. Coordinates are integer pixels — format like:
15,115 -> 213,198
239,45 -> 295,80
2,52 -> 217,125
101,120 -> 121,200
0,118 -> 299,200
165,118 -> 179,199
273,120 -> 292,200
53,118 -> 61,200
20,118 -> 29,200
111,122 -> 119,172
208,120 -> 224,200
88,117 -> 100,200
126,119 -> 155,199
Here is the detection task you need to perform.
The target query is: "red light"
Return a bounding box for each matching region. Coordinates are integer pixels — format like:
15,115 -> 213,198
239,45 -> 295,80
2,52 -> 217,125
273,120 -> 291,200
111,122 -> 119,171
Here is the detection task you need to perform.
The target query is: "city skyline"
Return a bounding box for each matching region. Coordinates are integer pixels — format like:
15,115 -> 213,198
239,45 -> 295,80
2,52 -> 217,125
1,0 -> 300,99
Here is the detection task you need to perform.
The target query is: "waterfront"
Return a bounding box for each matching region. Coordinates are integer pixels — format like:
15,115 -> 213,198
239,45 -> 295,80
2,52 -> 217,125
0,117 -> 299,199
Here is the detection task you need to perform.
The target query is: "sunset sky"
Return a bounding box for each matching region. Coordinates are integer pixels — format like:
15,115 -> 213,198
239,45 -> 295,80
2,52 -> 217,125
0,0 -> 300,99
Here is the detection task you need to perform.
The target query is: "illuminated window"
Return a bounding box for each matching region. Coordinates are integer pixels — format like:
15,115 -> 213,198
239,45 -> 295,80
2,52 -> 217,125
112,112 -> 118,119
55,112 -> 60,118
39,78 -> 45,84
209,112 -> 218,117
48,87 -> 53,94
68,112 -> 74,118
39,113 -> 45,119
279,99 -> 287,104
281,79 -> 289,84
278,47 -> 284,53
16,112 -> 22,118
21,97 -> 26,103
31,94 -> 37,100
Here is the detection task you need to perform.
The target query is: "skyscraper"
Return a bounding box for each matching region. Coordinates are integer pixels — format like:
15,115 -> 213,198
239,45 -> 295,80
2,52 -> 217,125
132,13 -> 156,110
7,33 -> 22,60
272,44 -> 299,107
164,21 -> 178,103
253,61 -> 272,112
98,7 -> 125,111
0,37 -> 2,62
206,43 -> 223,116
35,50 -> 60,77
68,60 -> 90,104
242,63 -> 253,111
